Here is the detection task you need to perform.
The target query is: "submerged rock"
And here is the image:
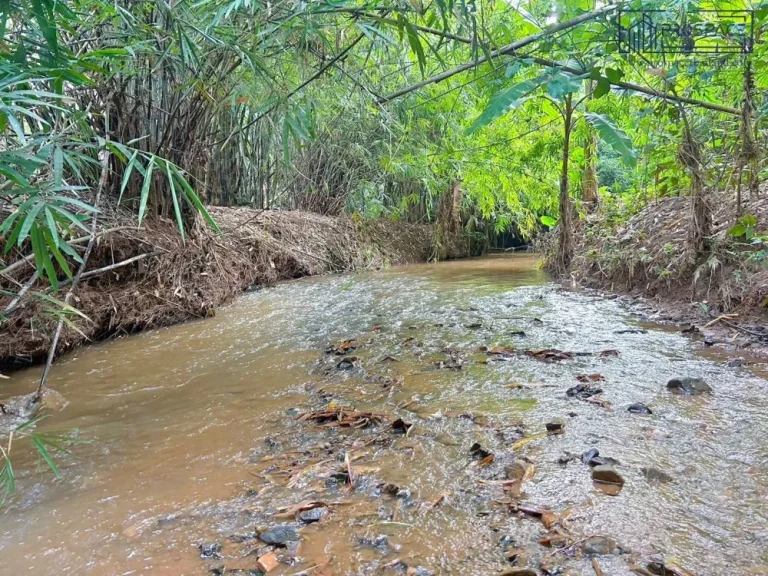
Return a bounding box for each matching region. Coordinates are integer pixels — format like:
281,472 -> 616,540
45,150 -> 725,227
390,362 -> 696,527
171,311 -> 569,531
199,542 -> 222,560
579,536 -> 617,556
726,358 -> 746,368
298,507 -> 325,523
505,460 -> 532,482
259,526 -> 299,546
642,467 -> 674,484
592,465 -> 625,486
581,448 -> 600,465
666,377 -> 711,395
498,569 -> 537,576
628,402 -> 653,415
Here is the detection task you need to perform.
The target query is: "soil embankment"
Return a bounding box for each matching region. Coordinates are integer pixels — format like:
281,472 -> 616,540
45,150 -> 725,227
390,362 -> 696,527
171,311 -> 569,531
562,194 -> 768,347
0,207 -> 468,368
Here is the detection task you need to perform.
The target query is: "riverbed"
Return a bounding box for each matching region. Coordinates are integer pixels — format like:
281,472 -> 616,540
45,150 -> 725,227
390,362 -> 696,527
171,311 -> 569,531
1,255 -> 767,575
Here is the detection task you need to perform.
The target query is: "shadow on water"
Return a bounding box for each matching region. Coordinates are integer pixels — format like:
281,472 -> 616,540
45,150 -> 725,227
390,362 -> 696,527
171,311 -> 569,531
1,254 -> 767,575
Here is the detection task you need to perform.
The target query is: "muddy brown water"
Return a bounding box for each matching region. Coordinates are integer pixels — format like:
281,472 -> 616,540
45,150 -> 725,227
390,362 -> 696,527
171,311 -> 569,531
1,255 -> 767,575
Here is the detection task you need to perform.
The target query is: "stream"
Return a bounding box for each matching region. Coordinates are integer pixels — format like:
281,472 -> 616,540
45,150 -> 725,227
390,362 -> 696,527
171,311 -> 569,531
1,254 -> 767,575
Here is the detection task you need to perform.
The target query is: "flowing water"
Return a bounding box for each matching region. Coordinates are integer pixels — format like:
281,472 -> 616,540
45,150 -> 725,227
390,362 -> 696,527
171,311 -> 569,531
1,255 -> 767,576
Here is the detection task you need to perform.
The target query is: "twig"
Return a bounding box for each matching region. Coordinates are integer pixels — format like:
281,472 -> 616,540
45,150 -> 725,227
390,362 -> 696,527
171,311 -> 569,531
592,558 -> 604,576
35,106 -> 112,403
2,271 -> 38,316
55,253 -> 151,289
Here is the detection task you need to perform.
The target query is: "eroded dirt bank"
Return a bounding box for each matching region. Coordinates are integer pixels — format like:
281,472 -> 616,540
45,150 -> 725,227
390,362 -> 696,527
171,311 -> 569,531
558,195 -> 768,351
0,207 -> 468,367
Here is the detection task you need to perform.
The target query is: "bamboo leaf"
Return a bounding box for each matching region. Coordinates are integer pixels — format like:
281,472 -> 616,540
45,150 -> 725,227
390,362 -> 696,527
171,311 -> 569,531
585,112 -> 636,167
467,73 -> 549,134
138,155 -> 155,225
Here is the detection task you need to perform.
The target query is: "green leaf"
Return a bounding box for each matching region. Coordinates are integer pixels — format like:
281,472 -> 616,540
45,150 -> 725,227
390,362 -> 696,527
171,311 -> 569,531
585,112 -> 636,168
728,223 -> 747,237
466,73 -> 548,134
540,215 -> 557,227
546,72 -> 583,100
31,223 -> 58,291
170,164 -> 221,234
32,437 -> 61,478
402,19 -> 426,76
119,150 -> 140,204
605,67 -> 624,83
138,155 -> 155,224
593,77 -> 611,99
164,161 -> 185,242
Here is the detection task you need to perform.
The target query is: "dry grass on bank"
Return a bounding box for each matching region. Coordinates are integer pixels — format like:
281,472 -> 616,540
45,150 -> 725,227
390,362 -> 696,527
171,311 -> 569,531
1,208 -> 466,367
562,193 -> 768,318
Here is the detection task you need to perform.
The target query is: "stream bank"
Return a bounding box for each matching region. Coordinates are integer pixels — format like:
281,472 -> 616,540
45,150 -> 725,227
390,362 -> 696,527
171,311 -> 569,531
0,207 -> 469,368
548,194 -> 768,352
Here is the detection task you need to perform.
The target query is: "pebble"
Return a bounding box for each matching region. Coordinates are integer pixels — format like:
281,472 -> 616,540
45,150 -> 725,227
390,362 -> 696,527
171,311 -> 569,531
259,526 -> 300,546
642,467 -> 673,484
667,377 -> 712,395
726,358 -> 746,367
628,402 -> 653,415
592,465 -> 625,486
298,507 -> 325,523
579,536 -> 617,556
498,569 -> 537,576
199,542 -> 222,560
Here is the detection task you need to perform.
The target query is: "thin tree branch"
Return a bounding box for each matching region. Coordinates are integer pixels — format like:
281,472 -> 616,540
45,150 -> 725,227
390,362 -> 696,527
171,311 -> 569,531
378,6 -> 618,103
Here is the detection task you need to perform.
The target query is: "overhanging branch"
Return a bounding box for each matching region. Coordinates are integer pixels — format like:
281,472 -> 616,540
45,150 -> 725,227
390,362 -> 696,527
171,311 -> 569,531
379,8 -> 740,116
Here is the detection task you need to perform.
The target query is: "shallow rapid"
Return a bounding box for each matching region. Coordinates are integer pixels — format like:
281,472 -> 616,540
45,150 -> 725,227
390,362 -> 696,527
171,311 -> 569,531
1,255 -> 767,575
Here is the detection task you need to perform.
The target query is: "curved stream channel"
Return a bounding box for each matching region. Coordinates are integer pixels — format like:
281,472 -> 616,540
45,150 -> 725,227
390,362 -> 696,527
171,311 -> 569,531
2,255 -> 768,575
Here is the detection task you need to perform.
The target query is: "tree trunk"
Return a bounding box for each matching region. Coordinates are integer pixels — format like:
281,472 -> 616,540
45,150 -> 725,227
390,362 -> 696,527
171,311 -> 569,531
582,82 -> 599,210
556,94 -> 574,273
677,106 -> 709,260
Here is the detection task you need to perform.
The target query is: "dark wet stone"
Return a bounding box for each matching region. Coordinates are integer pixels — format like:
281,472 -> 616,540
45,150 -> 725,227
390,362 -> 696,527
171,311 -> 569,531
259,526 -> 299,546
581,448 -> 600,465
509,331 -> 527,337
566,383 -> 603,398
499,569 -> 537,576
592,465 -> 625,486
628,402 -> 653,415
703,337 -> 715,347
726,358 -> 746,368
615,328 -> 648,334
199,542 -> 222,560
335,356 -> 358,370
466,323 -> 483,329
469,442 -> 491,460
396,488 -> 412,500
667,377 -> 712,395
642,467 -> 674,484
579,536 -> 617,556
357,534 -> 397,551
545,420 -> 565,434
299,507 -> 325,524
557,452 -> 579,465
